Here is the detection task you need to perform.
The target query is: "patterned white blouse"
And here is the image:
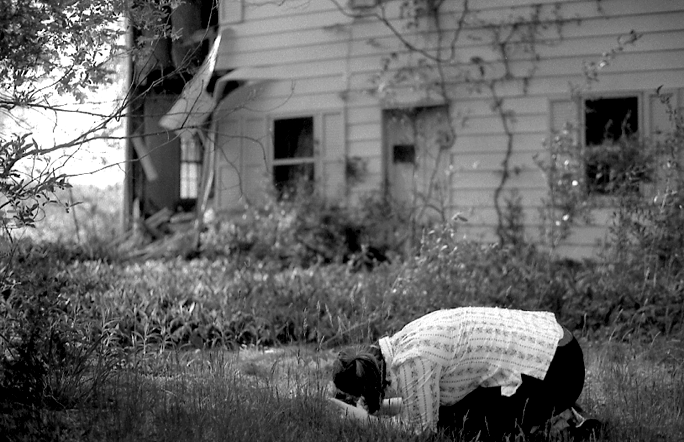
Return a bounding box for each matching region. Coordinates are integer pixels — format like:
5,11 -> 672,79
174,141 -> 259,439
377,307 -> 564,433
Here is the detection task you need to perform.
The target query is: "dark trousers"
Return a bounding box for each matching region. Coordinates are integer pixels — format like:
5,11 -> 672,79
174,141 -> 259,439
437,328 -> 585,441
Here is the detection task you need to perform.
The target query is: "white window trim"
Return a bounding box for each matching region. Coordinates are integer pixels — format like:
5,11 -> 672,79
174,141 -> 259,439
268,113 -> 322,190
581,92 -> 644,199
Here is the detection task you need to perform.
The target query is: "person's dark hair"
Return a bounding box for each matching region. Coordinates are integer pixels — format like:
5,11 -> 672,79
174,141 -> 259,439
332,346 -> 384,414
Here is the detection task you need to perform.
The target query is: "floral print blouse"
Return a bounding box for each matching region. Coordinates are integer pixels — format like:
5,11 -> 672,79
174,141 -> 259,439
377,307 -> 564,433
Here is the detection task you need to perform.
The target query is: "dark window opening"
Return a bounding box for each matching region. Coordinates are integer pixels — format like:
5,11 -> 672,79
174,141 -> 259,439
393,144 -> 416,164
585,97 -> 639,146
584,96 -> 643,195
274,117 -> 314,159
180,134 -> 203,208
272,116 -> 315,198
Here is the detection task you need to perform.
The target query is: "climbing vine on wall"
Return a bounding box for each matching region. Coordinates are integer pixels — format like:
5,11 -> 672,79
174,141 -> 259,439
330,0 -> 592,244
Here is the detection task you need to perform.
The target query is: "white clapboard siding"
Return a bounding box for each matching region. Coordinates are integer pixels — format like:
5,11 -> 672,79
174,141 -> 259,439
240,117 -> 269,205
212,0 -> 684,256
452,188 -> 550,209
215,119 -> 244,211
322,111 -> 347,200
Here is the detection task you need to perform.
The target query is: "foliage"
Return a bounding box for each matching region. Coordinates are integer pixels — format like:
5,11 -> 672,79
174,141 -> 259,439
23,333 -> 684,442
0,245 -> 122,440
570,30 -> 642,97
0,0 -> 179,240
583,135 -> 654,196
336,0 -> 580,243
201,189 -> 393,269
533,90 -> 684,340
0,0 -> 179,108
0,4 -> 182,433
6,102 -> 684,438
534,124 -> 594,249
0,0 -> 122,105
3,190 -> 684,439
17,224 -> 676,355
0,134 -> 73,233
600,93 -> 684,270
13,184 -> 123,246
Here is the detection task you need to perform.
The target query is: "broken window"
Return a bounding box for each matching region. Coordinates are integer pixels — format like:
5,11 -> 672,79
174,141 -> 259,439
180,134 -> 203,202
584,95 -> 647,195
272,116 -> 315,198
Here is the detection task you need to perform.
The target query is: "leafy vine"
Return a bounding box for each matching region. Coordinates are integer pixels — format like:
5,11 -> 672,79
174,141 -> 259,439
331,0 -> 582,243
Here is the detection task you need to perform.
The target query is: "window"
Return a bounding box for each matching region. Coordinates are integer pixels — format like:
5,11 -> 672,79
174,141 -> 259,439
583,95 -> 646,195
393,144 -> 416,164
180,134 -> 203,203
272,116 -> 315,198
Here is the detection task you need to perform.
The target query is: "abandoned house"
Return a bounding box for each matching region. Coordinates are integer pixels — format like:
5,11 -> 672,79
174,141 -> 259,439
125,0 -> 684,258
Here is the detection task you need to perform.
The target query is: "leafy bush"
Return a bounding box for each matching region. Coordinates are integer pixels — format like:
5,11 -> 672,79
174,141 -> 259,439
4,96 -> 684,439
535,124 -> 595,249
1,134 -> 72,233
0,245 -> 121,440
601,103 -> 684,271
581,94 -> 684,339
48,222 -> 680,354
200,189 -> 393,268
532,91 -> 684,340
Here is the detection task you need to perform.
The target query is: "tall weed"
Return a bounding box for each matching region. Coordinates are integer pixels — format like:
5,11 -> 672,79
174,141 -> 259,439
0,245 -> 122,440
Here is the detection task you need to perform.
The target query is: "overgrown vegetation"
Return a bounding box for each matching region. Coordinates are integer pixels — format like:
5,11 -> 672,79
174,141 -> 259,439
2,8 -> 684,436
3,104 -> 684,438
4,101 -> 684,436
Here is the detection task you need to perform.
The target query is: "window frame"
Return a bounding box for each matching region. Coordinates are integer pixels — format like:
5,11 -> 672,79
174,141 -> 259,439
179,132 -> 204,210
269,114 -> 320,198
580,92 -> 647,199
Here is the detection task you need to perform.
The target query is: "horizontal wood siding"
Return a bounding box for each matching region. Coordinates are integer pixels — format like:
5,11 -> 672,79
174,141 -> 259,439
213,0 -> 684,256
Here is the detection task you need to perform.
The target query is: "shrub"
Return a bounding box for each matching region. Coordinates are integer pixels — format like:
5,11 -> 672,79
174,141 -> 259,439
535,124 -> 594,250
584,93 -> 684,339
532,90 -> 684,340
200,189 -> 393,269
65,219 -> 680,352
0,244 -> 121,440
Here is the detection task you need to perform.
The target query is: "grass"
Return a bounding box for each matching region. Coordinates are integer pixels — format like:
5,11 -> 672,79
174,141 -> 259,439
581,339 -> 684,441
39,338 -> 681,442
3,184 -> 684,441
77,346 -> 404,442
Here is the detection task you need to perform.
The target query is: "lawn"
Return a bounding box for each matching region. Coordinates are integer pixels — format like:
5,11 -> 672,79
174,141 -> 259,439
42,338 -> 683,442
2,185 -> 683,441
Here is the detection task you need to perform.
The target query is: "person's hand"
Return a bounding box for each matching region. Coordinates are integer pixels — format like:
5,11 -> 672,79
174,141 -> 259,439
328,397 -> 373,421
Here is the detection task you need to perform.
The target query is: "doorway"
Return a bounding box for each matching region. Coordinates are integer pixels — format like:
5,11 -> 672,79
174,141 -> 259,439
383,105 -> 453,220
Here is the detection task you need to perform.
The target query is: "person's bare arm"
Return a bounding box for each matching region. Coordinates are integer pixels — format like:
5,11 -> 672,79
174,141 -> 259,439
328,397 -> 407,428
327,398 -> 379,423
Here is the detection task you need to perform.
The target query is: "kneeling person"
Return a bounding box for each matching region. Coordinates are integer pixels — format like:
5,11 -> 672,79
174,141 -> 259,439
330,307 -> 585,439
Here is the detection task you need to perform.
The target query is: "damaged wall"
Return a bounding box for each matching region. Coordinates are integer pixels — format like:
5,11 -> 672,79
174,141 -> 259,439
126,0 -> 218,222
